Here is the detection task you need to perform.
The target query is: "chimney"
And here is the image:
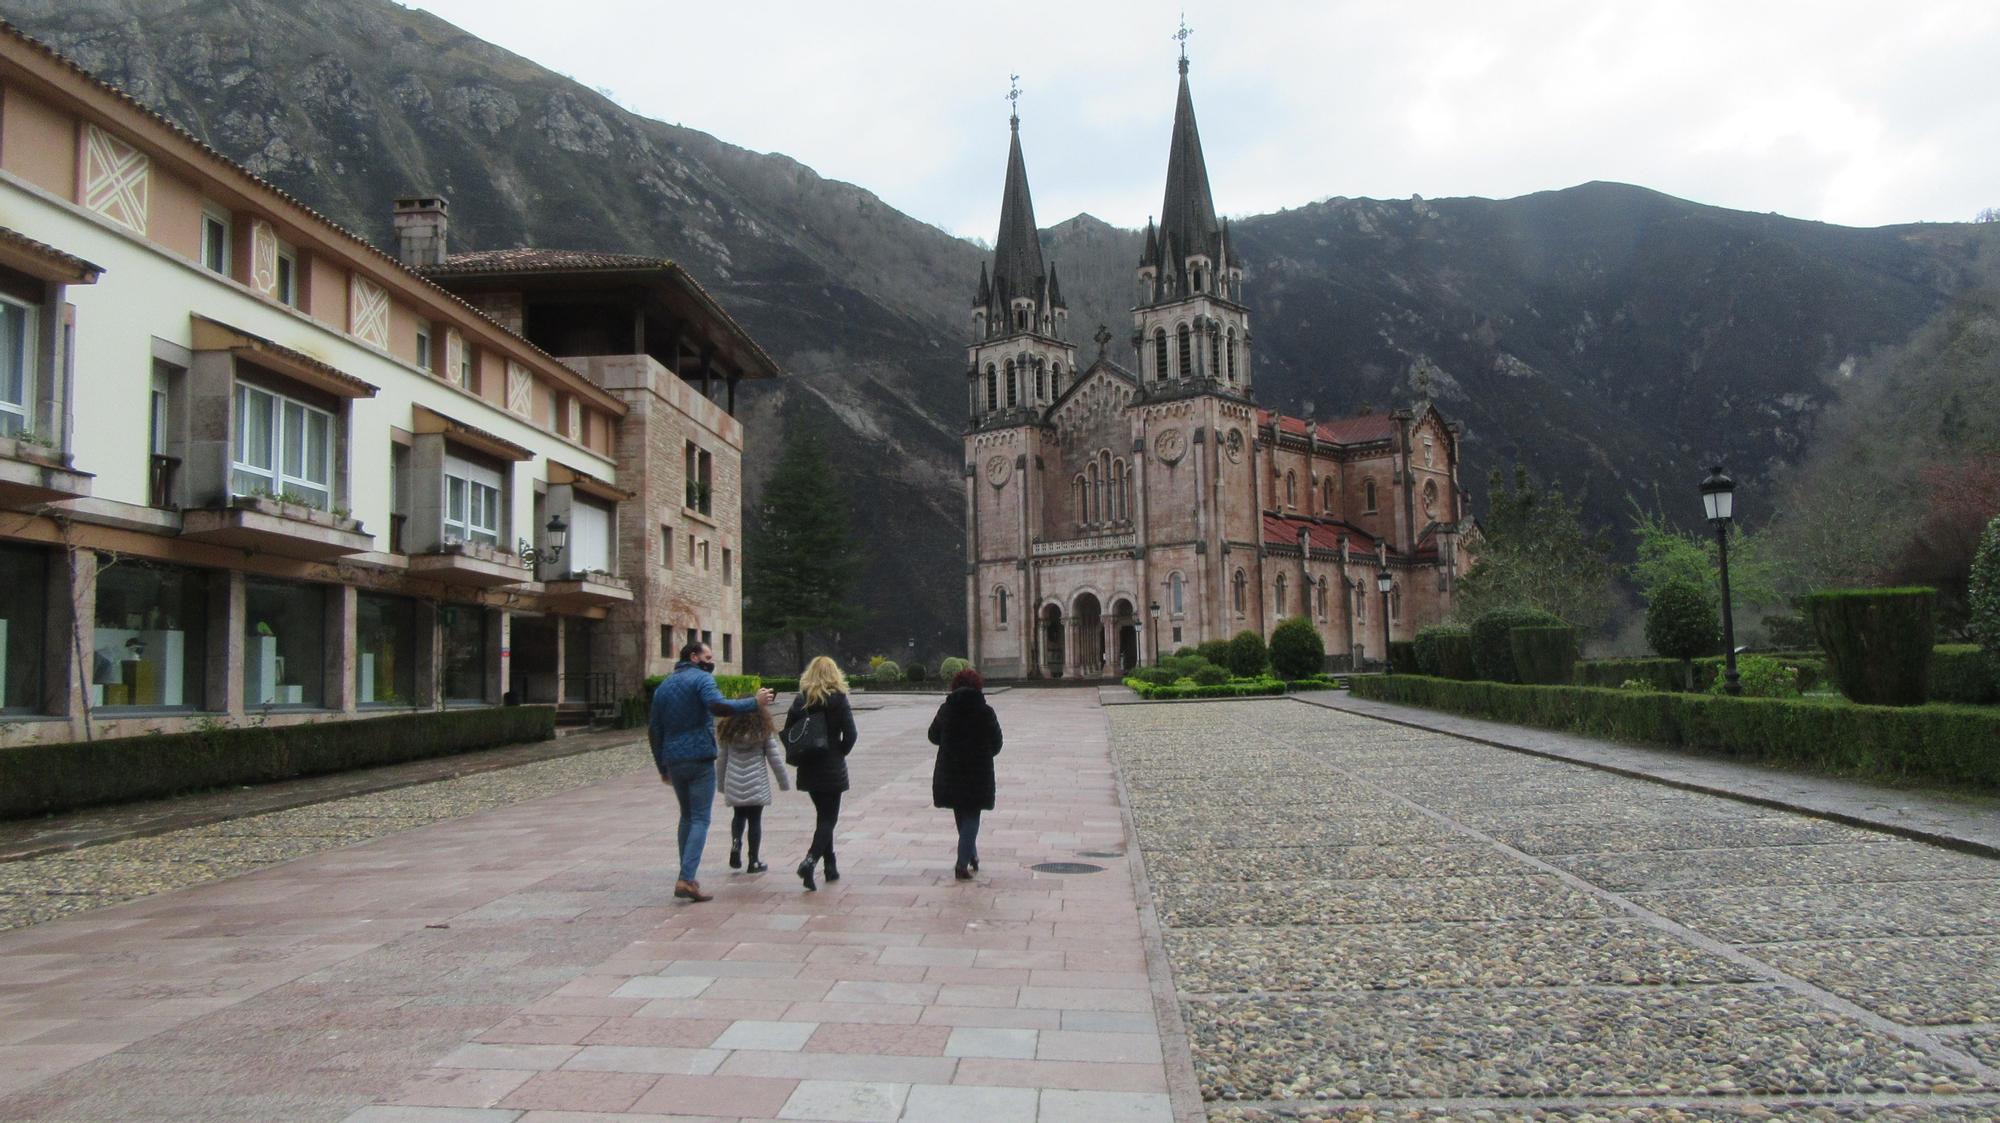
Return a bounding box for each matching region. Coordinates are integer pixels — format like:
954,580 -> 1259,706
392,195 -> 448,267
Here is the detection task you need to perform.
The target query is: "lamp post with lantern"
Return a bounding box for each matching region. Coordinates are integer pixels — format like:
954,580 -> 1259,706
1148,600 -> 1161,666
518,514 -> 569,570
1700,466 -> 1741,696
1376,565 -> 1395,674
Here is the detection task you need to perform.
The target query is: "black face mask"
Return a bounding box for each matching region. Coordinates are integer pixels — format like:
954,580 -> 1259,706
698,660 -> 717,673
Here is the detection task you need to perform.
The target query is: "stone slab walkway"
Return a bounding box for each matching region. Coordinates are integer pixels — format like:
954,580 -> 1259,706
1303,689 -> 2000,856
0,691 -> 1175,1122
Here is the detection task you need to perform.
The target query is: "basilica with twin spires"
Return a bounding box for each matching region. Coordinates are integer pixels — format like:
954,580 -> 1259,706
963,49 -> 1473,680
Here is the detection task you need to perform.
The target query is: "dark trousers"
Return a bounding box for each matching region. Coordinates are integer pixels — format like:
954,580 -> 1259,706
952,808 -> 981,868
806,790 -> 842,862
730,806 -> 764,860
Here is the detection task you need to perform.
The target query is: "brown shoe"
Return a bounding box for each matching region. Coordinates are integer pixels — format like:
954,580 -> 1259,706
674,879 -> 713,902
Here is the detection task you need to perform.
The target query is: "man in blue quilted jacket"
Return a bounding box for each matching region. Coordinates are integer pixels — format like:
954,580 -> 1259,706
651,641 -> 777,902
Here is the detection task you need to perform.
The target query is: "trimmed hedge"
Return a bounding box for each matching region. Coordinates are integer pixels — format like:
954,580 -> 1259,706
761,676 -> 801,693
1,707 -> 557,819
1413,626 -> 1467,677
1576,656 -> 1827,694
1930,645 -> 1999,705
1122,675 -> 1288,701
1350,675 -> 2000,789
1226,630 -> 1269,678
1471,607 -> 1565,683
1509,626 -> 1577,685
1806,587 -> 1935,706
642,673 -> 762,699
1388,641 -> 1420,674
1269,616 -> 1327,681
1434,631 -> 1478,681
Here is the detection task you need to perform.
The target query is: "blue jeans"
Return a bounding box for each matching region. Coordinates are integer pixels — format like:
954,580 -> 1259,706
953,808 -> 981,868
666,759 -> 717,883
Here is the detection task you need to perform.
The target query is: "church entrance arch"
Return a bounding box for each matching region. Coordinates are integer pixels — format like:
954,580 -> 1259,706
1111,598 -> 1139,675
1040,604 -> 1066,679
1072,593 -> 1105,678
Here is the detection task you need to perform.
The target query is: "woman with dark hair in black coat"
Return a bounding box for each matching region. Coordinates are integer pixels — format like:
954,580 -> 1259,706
928,668 -> 1003,880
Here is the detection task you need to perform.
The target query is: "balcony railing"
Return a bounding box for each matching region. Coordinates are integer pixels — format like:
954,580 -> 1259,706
149,454 -> 179,509
1031,530 -> 1138,558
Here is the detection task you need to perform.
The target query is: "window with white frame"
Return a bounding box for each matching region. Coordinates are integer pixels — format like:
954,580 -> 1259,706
200,209 -> 231,275
232,383 -> 333,509
275,247 -> 298,307
567,497 -> 613,574
443,453 -> 502,547
0,296 -> 36,438
415,322 -> 433,373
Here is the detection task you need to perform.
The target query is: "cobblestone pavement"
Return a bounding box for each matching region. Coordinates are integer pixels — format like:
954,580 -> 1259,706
0,742 -> 652,934
1110,699 -> 2000,1123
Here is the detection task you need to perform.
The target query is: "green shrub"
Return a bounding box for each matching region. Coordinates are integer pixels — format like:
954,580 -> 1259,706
1470,607 -> 1564,683
1349,675 -> 2000,789
870,659 -> 902,683
1929,645 -> 1999,705
1388,640 -> 1420,674
1646,578 -> 1718,689
1762,613 -> 1814,650
1191,663 -> 1231,686
713,674 -> 762,699
760,676 -> 801,693
938,657 -> 971,681
1707,654 -> 1800,698
1577,656 -> 1827,695
1122,675 -> 1288,700
1806,587 -> 1937,706
1508,626 -> 1576,685
1226,630 -> 1269,678
1269,616 -> 1326,680
0,707 -> 557,818
1160,653 -> 1213,679
1172,646 -> 1196,658
1432,629 -> 1478,680
1197,639 -> 1233,668
905,664 -> 930,682
1131,666 -> 1177,687
1413,625 -> 1467,676
1972,517 -> 2000,663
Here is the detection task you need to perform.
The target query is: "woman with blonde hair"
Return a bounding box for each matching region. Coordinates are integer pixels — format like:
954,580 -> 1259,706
716,699 -> 789,873
782,656 -> 858,890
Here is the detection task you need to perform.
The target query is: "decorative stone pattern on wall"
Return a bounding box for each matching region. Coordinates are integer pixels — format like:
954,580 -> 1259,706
445,330 -> 466,387
505,361 -> 533,416
81,123 -> 149,234
249,219 -> 278,296
349,274 -> 390,348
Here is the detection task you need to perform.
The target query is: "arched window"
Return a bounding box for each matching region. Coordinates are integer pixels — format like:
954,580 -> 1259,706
1085,463 -> 1099,525
1316,577 -> 1328,620
1177,323 -> 1192,378
996,586 -> 1010,625
1391,587 -> 1402,622
1226,327 -> 1238,381
1112,459 -> 1126,520
1355,584 -> 1366,623
985,365 -> 998,411
1210,329 -> 1221,379
1323,476 -> 1336,512
1074,476 -> 1086,528
1125,463 -> 1135,522
1170,572 -> 1184,615
1154,328 -> 1169,381
1052,362 -> 1062,390
1364,478 -> 1378,513
1232,569 -> 1247,615
1005,360 -> 1018,408
1192,266 -> 1204,292
1016,307 -> 1026,330
1275,574 -> 1287,615
1285,471 -> 1297,508
1422,479 -> 1439,518
1035,361 -> 1046,401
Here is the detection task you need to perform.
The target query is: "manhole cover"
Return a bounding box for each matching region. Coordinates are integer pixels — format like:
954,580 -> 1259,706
1031,862 -> 1106,874
1076,851 -> 1124,859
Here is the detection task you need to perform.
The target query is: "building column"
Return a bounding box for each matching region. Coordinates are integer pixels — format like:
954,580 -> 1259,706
49,545 -> 90,730
552,618 -> 569,704
488,609 -> 507,704
324,584 -> 357,714
208,570 -> 244,715
414,600 -> 442,710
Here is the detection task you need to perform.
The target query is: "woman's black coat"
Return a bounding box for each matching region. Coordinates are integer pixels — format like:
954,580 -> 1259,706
785,690 -> 857,793
928,686 -> 1002,811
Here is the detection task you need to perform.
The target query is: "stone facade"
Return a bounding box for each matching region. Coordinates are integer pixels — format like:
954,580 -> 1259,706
966,60 -> 1470,679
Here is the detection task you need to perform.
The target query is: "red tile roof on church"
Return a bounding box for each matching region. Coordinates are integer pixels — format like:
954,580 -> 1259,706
1261,513 -> 1383,556
1258,409 -> 1397,445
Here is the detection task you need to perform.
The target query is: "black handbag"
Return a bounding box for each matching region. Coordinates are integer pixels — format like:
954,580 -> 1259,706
781,702 -> 829,765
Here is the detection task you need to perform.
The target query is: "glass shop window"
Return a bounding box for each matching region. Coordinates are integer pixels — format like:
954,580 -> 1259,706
0,543 -> 48,713
243,577 -> 325,707
357,593 -> 418,707
90,557 -> 208,710
441,605 -> 488,702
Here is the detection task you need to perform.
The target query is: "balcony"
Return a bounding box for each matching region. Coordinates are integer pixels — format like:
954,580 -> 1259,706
1032,529 -> 1138,559
542,569 -> 634,608
179,494 -> 372,560
409,539 -> 532,588
0,434 -> 93,509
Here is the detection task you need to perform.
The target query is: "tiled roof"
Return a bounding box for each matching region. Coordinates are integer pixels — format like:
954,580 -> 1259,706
1259,409 -> 1397,446
1261,513 -> 1384,556
427,249 -> 673,274
0,224 -> 102,280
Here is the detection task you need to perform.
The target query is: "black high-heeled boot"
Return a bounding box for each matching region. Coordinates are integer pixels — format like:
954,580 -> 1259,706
797,856 -> 817,891
822,854 -> 840,882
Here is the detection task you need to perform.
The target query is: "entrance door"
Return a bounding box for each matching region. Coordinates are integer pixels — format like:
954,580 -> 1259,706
1073,593 -> 1104,678
1041,605 -> 1065,678
1112,598 -> 1139,674
509,616 -> 560,703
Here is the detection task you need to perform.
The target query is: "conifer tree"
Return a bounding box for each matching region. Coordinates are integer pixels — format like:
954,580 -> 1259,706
745,425 -> 866,673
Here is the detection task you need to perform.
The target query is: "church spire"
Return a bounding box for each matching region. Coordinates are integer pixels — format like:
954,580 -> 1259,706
1157,48 -> 1221,280
989,79 -> 1047,313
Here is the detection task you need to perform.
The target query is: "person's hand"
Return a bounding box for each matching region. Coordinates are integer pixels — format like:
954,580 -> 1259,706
757,687 -> 777,705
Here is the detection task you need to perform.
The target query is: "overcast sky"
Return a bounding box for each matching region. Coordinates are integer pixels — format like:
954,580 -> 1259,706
409,0 -> 1998,241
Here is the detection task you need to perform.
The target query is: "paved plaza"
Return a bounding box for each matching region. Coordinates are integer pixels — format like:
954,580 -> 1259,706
0,692 -> 1996,1121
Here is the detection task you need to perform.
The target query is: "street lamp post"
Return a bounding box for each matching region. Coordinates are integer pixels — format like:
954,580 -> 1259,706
1376,565 -> 1394,674
1700,466 -> 1741,696
517,514 -> 569,570
1148,600 -> 1161,666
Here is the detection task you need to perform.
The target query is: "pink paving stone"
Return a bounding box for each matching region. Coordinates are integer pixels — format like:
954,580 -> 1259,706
379,1067 -> 534,1108
952,1057 -> 1168,1092
781,1001 -> 926,1026
581,1017 -> 730,1048
477,1014 -> 607,1045
630,1072 -> 798,1117
803,1022 -> 952,1056
498,1069 -> 660,1111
